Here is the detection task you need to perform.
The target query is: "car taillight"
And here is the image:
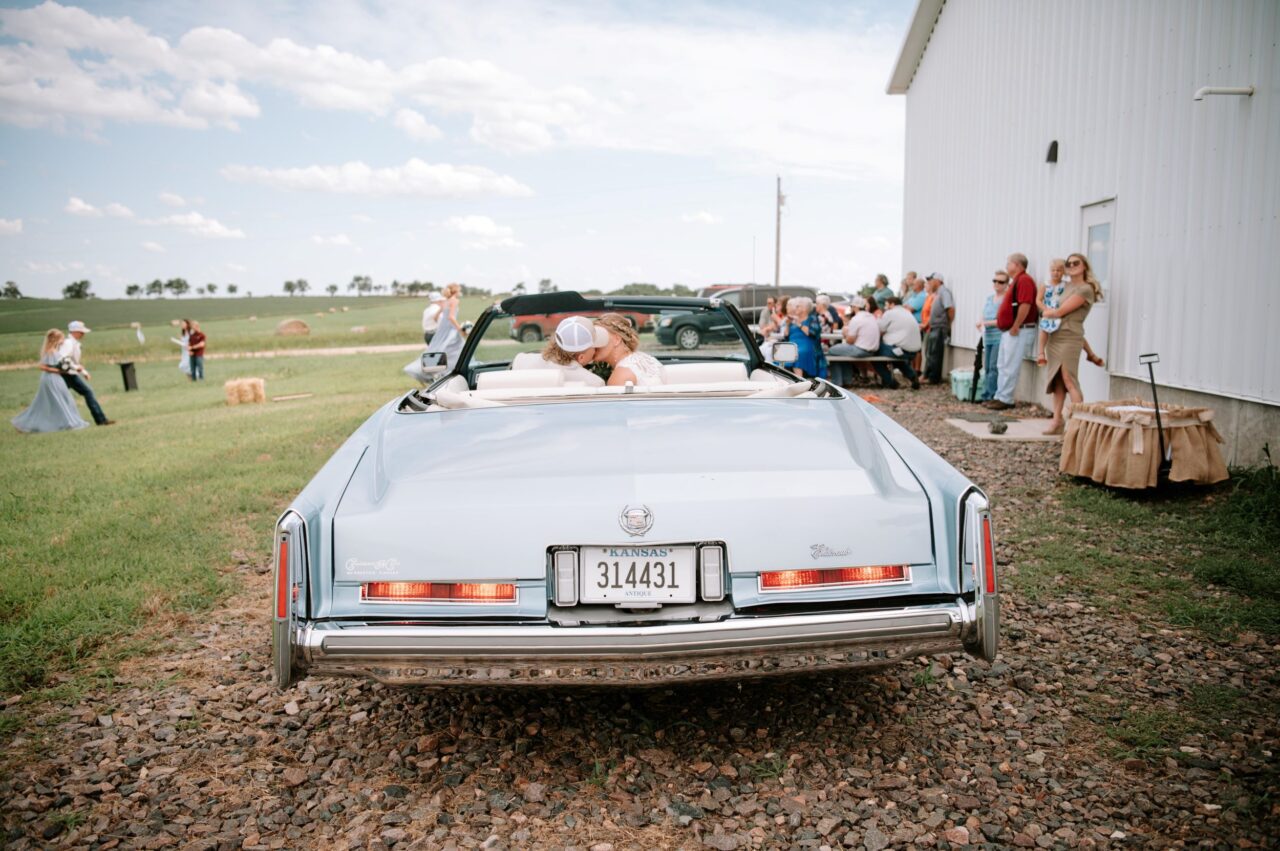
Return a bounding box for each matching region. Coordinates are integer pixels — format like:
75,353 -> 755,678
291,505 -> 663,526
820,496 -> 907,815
981,514 -> 997,594
362,582 -> 517,603
759,565 -> 909,591
275,537 -> 290,619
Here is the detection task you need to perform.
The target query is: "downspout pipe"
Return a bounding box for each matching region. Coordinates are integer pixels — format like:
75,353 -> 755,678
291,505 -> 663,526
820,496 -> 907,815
1193,86 -> 1255,101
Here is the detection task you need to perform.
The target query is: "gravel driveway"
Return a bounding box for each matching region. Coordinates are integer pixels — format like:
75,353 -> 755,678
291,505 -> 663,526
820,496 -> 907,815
3,386 -> 1277,849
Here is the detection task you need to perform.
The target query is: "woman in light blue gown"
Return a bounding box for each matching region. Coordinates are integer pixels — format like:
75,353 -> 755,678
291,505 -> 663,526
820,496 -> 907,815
11,329 -> 89,434
425,283 -> 465,368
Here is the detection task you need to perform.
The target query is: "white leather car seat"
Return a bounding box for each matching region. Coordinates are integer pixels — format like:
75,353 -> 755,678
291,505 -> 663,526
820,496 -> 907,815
661,362 -> 749,384
475,369 -> 566,391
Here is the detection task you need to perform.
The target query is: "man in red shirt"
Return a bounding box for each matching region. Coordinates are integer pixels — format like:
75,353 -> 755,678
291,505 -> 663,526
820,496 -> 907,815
985,252 -> 1038,410
187,320 -> 207,381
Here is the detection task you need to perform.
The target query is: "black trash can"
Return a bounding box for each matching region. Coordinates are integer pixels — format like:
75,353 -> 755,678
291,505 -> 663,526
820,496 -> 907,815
119,361 -> 138,392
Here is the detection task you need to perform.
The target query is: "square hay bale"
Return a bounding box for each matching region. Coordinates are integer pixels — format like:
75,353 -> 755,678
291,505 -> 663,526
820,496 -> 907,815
223,378 -> 266,406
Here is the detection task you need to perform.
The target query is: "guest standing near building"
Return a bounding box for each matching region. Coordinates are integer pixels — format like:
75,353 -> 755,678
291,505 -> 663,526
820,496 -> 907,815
976,272 -> 1008,401
985,253 -> 1038,411
187,321 -> 206,381
1040,253 -> 1105,434
921,273 -> 954,384
57,320 -> 112,425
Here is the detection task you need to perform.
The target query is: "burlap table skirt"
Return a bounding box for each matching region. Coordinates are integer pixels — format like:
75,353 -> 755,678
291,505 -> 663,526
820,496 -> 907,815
1060,398 -> 1229,489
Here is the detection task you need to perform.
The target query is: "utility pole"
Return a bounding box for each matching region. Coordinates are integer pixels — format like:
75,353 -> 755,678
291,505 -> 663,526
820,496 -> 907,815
774,176 -> 784,297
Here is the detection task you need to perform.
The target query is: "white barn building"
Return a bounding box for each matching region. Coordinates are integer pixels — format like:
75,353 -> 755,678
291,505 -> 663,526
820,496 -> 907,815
888,0 -> 1279,465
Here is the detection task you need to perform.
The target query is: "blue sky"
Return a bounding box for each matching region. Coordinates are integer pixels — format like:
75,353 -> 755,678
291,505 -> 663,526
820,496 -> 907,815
0,0 -> 913,298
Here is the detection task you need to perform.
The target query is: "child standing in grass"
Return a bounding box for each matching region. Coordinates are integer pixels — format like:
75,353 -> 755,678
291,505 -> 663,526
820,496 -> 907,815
187,321 -> 206,381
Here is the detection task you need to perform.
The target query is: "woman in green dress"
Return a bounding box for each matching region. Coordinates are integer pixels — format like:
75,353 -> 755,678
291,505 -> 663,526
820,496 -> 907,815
1040,253 -> 1104,435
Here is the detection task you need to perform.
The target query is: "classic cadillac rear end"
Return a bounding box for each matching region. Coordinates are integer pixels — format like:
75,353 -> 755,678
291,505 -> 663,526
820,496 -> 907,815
272,294 -> 999,688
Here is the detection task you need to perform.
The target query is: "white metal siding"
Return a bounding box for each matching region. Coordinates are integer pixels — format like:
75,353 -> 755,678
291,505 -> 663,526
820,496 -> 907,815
902,0 -> 1280,405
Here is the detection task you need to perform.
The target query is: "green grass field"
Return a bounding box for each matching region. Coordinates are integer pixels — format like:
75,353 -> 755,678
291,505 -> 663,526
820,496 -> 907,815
0,351 -> 416,694
0,296 -> 494,365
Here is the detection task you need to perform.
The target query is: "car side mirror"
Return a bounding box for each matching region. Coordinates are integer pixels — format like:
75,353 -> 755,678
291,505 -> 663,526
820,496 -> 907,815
772,341 -> 799,364
421,351 -> 448,372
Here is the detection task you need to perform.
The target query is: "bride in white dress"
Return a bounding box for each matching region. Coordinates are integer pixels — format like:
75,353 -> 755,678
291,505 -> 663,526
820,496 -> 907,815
593,313 -> 664,386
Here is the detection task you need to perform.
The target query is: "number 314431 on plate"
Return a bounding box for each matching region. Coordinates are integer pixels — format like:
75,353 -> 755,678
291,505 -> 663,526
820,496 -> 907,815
579,546 -> 697,604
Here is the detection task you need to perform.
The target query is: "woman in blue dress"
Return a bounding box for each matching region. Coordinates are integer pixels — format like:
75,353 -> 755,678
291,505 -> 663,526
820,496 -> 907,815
425,283 -> 465,367
783,296 -> 827,379
11,329 -> 90,434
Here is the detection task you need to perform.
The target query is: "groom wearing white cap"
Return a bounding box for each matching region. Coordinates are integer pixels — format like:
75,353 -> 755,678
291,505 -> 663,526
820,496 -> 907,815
58,320 -> 113,425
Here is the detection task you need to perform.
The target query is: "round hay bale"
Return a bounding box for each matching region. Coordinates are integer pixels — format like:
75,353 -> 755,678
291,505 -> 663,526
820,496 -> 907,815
275,318 -> 310,336
328,307 -> 337,313
350,325 -> 367,334
249,315 -> 257,322
170,319 -> 182,327
341,306 -> 350,312
315,312 -> 325,318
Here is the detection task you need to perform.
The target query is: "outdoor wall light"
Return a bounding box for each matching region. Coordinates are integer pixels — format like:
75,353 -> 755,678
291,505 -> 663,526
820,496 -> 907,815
1046,140 -> 1058,163
1193,86 -> 1254,101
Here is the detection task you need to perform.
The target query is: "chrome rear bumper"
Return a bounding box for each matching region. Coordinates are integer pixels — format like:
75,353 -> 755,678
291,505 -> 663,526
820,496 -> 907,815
288,600 -> 983,686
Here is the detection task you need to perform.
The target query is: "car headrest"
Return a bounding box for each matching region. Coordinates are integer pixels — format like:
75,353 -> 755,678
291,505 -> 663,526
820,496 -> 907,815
510,351 -> 556,370
475,369 -> 566,390
661,362 -> 749,384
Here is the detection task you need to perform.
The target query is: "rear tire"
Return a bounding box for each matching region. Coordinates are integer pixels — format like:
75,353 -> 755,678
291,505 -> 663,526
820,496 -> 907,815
519,325 -> 543,343
675,326 -> 702,350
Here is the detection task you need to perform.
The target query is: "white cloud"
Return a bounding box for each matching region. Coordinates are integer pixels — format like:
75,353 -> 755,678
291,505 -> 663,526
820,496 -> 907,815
443,215 -> 522,250
221,158 -> 533,199
145,210 -> 245,239
0,218 -> 22,235
310,233 -> 353,247
681,211 -> 722,225
0,3 -> 902,179
141,240 -> 165,253
226,262 -> 247,273
393,108 -> 442,143
65,196 -> 101,216
158,191 -> 186,207
24,259 -> 84,274
350,213 -> 374,224
105,202 -> 134,218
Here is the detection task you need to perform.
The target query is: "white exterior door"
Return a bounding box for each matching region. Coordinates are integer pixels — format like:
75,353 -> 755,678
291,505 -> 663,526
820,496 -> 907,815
1079,201 -> 1114,402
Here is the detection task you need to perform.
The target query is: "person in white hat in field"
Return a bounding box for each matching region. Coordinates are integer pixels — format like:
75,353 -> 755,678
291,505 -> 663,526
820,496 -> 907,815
57,320 -> 113,425
421,291 -> 444,344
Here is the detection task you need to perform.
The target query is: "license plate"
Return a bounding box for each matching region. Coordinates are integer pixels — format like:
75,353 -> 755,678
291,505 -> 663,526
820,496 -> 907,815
579,546 -> 697,605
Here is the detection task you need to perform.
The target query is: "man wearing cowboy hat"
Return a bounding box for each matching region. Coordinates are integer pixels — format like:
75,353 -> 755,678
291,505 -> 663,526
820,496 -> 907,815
58,320 -> 113,425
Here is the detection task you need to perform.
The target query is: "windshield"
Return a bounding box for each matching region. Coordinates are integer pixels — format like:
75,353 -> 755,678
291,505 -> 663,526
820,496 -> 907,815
466,304 -> 756,371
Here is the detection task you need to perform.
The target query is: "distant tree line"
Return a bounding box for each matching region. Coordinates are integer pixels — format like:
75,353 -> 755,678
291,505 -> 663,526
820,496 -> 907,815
30,275 -> 700,301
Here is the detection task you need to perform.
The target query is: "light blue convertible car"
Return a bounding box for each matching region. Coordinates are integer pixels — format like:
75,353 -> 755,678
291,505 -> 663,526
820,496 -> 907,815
273,292 -> 998,688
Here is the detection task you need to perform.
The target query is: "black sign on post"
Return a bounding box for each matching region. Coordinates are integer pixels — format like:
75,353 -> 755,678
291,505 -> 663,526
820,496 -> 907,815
119,361 -> 138,392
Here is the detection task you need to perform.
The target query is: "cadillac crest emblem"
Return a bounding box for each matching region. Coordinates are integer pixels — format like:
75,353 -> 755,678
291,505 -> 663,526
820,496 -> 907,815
619,505 -> 654,537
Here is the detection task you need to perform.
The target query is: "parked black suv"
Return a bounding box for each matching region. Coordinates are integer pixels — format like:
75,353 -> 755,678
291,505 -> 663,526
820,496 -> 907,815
656,285 -> 817,349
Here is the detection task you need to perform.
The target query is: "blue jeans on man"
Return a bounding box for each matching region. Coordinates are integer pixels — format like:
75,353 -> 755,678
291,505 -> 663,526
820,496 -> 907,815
190,355 -> 204,381
878,343 -> 919,387
828,343 -> 898,388
980,332 -> 1001,401
61,372 -> 108,425
994,327 -> 1035,404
